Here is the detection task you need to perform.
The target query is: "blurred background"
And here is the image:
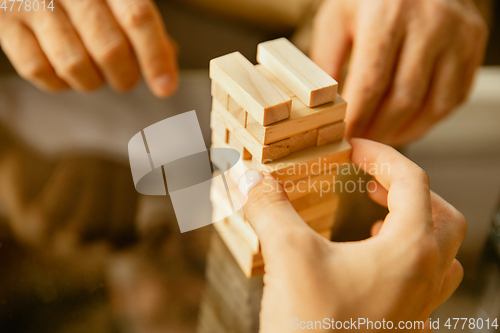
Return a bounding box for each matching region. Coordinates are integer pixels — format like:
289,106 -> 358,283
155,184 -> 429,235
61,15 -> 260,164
0,0 -> 499,332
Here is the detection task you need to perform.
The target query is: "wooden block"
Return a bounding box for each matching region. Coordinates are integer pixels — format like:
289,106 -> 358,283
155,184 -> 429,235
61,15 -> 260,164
284,171 -> 337,201
308,214 -> 335,232
253,139 -> 352,183
210,113 -> 229,143
228,132 -> 252,160
228,95 -> 247,126
226,212 -> 259,253
245,94 -> 347,145
291,190 -> 336,212
289,129 -> 318,153
298,196 -> 339,223
213,218 -> 263,277
211,135 -> 252,186
212,100 -> 290,163
317,121 -> 346,146
210,52 -> 291,126
211,81 -> 229,108
257,38 -> 338,107
255,64 -> 295,97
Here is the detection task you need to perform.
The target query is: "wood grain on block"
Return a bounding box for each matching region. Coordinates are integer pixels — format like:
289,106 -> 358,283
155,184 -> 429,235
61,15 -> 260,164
211,81 -> 228,108
211,135 -> 252,186
284,171 -> 337,201
257,38 -> 338,107
210,114 -> 229,143
291,190 -> 336,212
289,129 -> 318,153
210,52 -> 291,126
228,132 -> 252,160
226,212 -> 259,253
317,121 -> 346,146
298,196 -> 339,223
213,218 -> 263,278
228,94 -> 247,126
246,94 -> 347,145
212,99 -> 290,163
255,64 -> 295,97
308,214 -> 335,232
253,139 -> 352,183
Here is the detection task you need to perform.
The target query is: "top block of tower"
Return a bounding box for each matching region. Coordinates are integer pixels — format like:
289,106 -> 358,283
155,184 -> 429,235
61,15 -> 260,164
210,52 -> 292,126
257,38 -> 338,107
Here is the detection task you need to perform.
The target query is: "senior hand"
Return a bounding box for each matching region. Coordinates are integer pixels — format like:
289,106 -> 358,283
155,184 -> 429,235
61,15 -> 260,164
311,0 -> 488,146
239,139 -> 467,332
0,0 -> 178,97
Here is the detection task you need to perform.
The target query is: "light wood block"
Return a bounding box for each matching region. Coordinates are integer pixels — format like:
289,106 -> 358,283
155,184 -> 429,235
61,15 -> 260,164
317,121 -> 346,146
252,139 -> 352,183
291,190 -> 336,212
211,81 -> 229,108
246,94 -> 347,145
210,113 -> 229,144
298,196 -> 339,223
228,132 -> 252,160
257,38 -> 338,107
289,129 -> 318,153
213,218 -> 263,278
228,95 -> 247,126
210,52 -> 291,126
212,99 -> 290,163
226,212 -> 259,253
255,64 -> 295,97
284,171 -> 337,201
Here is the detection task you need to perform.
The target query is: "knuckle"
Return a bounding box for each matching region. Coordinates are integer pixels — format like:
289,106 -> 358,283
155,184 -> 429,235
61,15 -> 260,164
122,2 -> 156,28
411,166 -> 430,187
391,93 -> 418,114
19,62 -> 51,80
96,39 -> 129,64
57,56 -> 88,77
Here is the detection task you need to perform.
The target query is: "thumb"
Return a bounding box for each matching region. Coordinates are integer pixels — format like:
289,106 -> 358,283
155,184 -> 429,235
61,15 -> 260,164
238,170 -> 308,246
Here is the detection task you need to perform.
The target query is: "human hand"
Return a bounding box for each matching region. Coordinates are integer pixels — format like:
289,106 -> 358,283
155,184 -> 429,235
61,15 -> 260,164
238,139 -> 467,332
311,0 -> 488,146
0,0 -> 178,97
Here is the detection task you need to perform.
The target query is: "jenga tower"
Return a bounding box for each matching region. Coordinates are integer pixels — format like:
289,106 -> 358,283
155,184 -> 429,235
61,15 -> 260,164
209,38 -> 352,277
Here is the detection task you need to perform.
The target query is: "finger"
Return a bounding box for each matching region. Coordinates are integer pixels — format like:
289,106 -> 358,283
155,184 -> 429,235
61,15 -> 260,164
342,6 -> 405,138
370,220 -> 383,237
367,178 -> 388,207
106,0 -> 179,97
239,170 -> 311,248
26,9 -> 103,91
59,0 -> 140,91
350,138 -> 433,235
0,23 -> 69,91
310,0 -> 351,81
434,259 -> 464,307
364,27 -> 440,144
430,192 -> 467,268
391,47 -> 468,145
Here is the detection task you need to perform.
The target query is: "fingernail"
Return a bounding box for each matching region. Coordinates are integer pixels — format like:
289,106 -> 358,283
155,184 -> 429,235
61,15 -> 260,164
152,74 -> 172,95
238,170 -> 264,197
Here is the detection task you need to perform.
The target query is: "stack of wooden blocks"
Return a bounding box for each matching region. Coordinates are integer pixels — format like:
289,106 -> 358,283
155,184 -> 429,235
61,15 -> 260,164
210,38 -> 352,278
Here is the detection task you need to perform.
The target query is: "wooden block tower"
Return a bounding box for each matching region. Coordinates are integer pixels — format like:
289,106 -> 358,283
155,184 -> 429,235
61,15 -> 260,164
209,38 -> 352,277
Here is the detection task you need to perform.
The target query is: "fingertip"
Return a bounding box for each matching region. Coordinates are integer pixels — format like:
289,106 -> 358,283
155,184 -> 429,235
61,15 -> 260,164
150,71 -> 178,97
